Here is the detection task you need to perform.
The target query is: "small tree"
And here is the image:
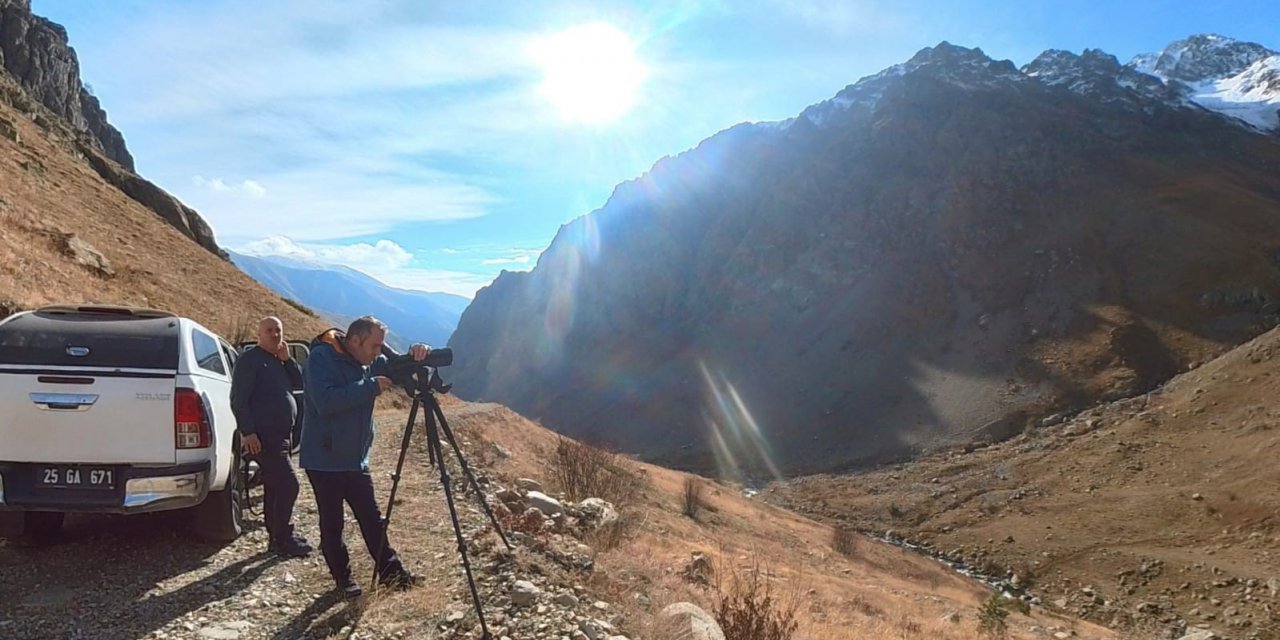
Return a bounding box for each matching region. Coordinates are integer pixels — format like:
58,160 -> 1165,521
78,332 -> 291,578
714,558 -> 800,640
832,526 -> 858,558
682,477 -> 705,519
977,594 -> 1010,638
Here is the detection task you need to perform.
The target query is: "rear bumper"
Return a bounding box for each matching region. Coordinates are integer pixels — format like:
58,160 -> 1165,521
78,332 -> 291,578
0,461 -> 211,514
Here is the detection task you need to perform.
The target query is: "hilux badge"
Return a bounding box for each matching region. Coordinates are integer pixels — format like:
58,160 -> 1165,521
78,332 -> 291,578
66,346 -> 91,357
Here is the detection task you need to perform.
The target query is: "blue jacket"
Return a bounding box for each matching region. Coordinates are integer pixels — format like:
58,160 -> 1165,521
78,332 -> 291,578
299,330 -> 390,472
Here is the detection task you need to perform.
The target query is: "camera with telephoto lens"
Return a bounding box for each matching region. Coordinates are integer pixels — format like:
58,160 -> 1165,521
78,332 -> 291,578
382,347 -> 453,395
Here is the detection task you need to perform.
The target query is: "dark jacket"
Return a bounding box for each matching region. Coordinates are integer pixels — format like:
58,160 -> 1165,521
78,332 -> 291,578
230,345 -> 303,441
299,330 -> 390,472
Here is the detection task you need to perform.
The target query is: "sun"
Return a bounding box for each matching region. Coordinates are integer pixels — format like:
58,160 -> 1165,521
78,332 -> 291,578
530,22 -> 649,125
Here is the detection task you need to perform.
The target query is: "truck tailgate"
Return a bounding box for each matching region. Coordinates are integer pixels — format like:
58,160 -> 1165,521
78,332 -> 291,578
0,369 -> 177,464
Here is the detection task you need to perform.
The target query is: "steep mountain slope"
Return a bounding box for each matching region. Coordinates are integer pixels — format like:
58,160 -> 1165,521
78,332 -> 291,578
450,39 -> 1280,476
766,323 -> 1280,638
0,9 -> 324,339
0,0 -> 221,255
229,251 -> 469,349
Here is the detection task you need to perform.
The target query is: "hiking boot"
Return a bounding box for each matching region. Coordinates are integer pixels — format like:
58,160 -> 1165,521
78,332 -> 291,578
269,538 -> 312,558
377,569 -> 422,591
335,577 -> 363,599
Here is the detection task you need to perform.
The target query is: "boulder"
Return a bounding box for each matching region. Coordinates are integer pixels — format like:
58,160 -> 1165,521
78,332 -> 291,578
660,602 -> 725,640
527,491 -> 564,517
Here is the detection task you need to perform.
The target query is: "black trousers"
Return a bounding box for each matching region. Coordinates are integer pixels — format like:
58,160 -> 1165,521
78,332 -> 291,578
305,469 -> 403,583
255,434 -> 299,545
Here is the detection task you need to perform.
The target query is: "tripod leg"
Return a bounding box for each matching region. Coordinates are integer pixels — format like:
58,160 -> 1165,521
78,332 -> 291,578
425,410 -> 493,639
428,396 -> 513,551
372,396 -> 420,588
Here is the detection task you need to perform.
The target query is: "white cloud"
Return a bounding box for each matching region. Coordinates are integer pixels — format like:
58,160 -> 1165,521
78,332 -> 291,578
193,175 -> 268,198
240,236 -> 412,269
481,248 -> 540,267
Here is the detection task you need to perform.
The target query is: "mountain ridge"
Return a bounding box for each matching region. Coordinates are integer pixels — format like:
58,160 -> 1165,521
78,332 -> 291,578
450,34 -> 1280,475
229,250 -> 469,351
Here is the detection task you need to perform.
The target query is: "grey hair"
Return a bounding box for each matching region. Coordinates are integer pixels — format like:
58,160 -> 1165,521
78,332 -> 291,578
347,315 -> 388,339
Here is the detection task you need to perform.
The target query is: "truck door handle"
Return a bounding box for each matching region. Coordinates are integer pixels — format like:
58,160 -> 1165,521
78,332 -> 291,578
30,393 -> 99,411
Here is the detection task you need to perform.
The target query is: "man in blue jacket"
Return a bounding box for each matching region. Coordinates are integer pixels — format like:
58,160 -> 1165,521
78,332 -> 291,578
300,316 -> 430,598
230,316 -> 311,558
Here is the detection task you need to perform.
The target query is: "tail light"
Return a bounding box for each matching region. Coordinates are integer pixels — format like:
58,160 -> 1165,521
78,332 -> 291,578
175,388 -> 211,449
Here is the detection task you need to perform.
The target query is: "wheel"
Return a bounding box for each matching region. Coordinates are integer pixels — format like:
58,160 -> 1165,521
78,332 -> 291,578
189,449 -> 244,543
14,511 -> 65,547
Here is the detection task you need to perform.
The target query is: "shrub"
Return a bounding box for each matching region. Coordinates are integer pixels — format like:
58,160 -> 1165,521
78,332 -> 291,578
683,477 -> 705,519
977,594 -> 1010,638
714,559 -> 800,640
832,526 -> 858,558
549,436 -> 641,507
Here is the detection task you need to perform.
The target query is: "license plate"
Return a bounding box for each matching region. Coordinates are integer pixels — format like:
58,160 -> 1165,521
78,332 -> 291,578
39,466 -> 116,489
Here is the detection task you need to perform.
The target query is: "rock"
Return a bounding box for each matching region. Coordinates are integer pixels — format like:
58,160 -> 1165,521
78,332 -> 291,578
445,610 -> 465,623
0,117 -> 17,143
661,602 -> 725,640
578,497 -> 619,528
1268,577 -> 1279,597
526,491 -> 564,517
1175,631 -> 1217,640
510,580 -> 541,606
1192,493 -> 1205,501
939,611 -> 959,623
516,478 -> 544,492
681,552 -> 715,586
196,624 -> 245,640
555,592 -> 580,607
57,233 -> 113,276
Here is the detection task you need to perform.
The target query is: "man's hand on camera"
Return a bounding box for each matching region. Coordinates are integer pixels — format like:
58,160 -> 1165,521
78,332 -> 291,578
409,343 -> 431,361
374,376 -> 393,394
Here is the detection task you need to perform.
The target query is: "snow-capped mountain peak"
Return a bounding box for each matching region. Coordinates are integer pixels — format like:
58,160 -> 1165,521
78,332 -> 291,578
1127,34 -> 1280,131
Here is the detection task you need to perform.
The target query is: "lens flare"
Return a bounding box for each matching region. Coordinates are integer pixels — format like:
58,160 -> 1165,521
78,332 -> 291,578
699,361 -> 784,483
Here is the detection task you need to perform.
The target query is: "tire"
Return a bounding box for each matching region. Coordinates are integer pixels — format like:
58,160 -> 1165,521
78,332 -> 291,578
15,511 -> 65,547
190,449 -> 244,543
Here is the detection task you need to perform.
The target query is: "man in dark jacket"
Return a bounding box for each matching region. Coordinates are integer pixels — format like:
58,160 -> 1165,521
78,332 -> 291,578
230,316 -> 312,558
301,315 -> 429,598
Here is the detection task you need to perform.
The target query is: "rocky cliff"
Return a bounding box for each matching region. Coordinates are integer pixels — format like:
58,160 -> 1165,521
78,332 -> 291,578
449,40 -> 1280,476
0,0 -> 222,255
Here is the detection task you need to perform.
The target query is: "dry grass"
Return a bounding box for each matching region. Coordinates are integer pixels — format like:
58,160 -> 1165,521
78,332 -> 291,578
713,556 -> 800,640
548,435 -> 642,507
683,476 -> 706,519
832,526 -> 859,558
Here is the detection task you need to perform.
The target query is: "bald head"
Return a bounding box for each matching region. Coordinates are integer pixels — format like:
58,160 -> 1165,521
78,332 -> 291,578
257,316 -> 284,354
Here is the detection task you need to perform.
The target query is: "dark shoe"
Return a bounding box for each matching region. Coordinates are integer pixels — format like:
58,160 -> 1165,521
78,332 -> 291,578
377,569 -> 422,591
288,535 -> 314,553
335,577 -> 363,599
269,539 -> 312,558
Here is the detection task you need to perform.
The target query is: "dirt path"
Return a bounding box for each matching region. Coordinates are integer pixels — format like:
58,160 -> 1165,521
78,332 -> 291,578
0,414 -> 485,640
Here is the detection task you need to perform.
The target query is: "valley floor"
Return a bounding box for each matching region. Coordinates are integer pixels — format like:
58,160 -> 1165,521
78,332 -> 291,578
766,327 -> 1280,640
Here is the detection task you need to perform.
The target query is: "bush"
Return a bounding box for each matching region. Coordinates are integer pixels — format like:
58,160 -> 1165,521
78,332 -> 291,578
682,477 -> 705,519
549,436 -> 640,507
832,526 -> 858,558
977,594 -> 1010,638
714,559 -> 800,640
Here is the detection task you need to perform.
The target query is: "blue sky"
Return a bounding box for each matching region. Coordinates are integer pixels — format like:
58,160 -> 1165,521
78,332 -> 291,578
33,0 -> 1280,297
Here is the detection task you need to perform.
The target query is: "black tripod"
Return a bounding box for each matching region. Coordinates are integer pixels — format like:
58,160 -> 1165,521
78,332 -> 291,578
375,366 -> 511,639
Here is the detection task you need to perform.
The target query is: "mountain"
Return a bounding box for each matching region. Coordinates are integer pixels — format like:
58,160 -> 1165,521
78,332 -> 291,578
1127,34 -> 1280,131
228,251 -> 469,351
0,1 -> 317,336
449,37 -> 1280,476
0,0 -> 221,255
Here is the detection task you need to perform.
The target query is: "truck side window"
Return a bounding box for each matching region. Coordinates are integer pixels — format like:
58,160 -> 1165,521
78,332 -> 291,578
192,330 -> 226,375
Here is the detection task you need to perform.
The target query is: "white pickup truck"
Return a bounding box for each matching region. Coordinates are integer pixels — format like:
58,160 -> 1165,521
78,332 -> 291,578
0,305 -> 245,544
